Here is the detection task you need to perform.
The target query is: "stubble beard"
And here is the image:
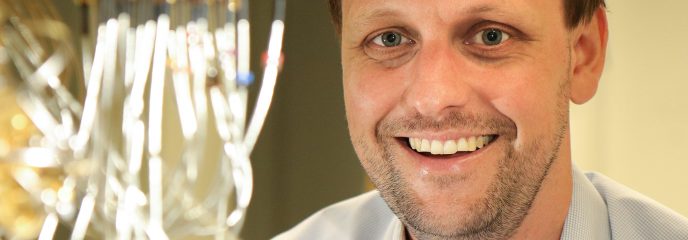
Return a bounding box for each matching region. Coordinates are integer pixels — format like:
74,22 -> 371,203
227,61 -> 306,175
356,107 -> 567,240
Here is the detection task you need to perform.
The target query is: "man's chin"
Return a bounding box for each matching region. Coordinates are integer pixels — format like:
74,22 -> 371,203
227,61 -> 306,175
400,201 -> 498,239
386,183 -> 498,237
405,164 -> 495,203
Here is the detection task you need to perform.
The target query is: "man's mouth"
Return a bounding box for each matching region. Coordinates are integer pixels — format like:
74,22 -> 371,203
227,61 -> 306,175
406,135 -> 496,156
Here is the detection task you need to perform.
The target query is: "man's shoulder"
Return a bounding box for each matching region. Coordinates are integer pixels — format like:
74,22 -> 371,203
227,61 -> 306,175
585,171 -> 688,239
273,191 -> 400,240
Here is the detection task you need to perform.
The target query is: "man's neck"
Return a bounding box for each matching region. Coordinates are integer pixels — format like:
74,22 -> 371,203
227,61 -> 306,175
509,138 -> 573,239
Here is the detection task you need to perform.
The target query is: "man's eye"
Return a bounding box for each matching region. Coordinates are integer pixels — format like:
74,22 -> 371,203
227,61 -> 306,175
470,29 -> 511,46
372,31 -> 410,47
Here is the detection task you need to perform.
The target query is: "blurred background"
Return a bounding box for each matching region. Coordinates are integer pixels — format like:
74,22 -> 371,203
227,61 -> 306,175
570,0 -> 688,226
22,0 -> 688,239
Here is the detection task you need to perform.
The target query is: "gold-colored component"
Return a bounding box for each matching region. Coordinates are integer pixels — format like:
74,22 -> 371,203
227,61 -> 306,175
0,164 -> 44,239
0,82 -> 58,239
0,89 -> 39,157
228,0 -> 239,12
0,155 -> 65,239
10,114 -> 29,131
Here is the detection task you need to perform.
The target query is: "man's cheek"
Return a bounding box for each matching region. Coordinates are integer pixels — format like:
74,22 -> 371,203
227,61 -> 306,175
347,74 -> 402,116
344,82 -> 379,138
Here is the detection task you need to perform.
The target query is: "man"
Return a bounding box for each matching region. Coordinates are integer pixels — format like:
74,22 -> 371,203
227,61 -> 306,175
276,0 -> 688,239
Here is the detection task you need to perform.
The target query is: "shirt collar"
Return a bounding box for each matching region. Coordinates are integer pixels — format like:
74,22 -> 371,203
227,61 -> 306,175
387,217 -> 405,240
560,165 -> 611,240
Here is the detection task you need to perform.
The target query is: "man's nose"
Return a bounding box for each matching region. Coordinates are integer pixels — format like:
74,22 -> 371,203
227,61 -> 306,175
402,44 -> 473,118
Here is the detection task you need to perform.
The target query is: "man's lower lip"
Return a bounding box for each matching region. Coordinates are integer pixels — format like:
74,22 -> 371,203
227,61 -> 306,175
414,151 -> 474,159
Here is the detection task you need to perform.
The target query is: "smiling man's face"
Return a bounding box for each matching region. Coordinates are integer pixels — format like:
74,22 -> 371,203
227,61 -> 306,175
340,0 -> 601,239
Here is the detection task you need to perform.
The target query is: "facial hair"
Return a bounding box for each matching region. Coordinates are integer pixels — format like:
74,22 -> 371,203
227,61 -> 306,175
355,101 -> 568,240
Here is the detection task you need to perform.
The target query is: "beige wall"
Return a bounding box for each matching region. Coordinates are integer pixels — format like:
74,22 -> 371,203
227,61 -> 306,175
571,0 -> 688,216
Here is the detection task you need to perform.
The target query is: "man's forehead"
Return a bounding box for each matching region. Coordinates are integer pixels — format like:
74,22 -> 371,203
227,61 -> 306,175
351,4 -> 500,23
341,0 -> 559,26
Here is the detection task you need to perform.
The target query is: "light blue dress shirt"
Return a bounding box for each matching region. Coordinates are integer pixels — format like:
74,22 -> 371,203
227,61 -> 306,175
275,166 -> 688,239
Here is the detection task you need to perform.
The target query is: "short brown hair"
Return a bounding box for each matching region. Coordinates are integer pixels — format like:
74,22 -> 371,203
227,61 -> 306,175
327,0 -> 606,34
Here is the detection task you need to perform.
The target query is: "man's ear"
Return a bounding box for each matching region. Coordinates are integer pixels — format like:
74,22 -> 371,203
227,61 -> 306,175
570,8 -> 608,104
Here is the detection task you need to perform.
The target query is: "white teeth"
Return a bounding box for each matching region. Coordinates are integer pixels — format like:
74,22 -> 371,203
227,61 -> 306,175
420,139 -> 431,152
408,135 -> 495,155
468,137 -> 477,151
457,138 -> 468,151
443,140 -> 457,154
430,140 -> 443,154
